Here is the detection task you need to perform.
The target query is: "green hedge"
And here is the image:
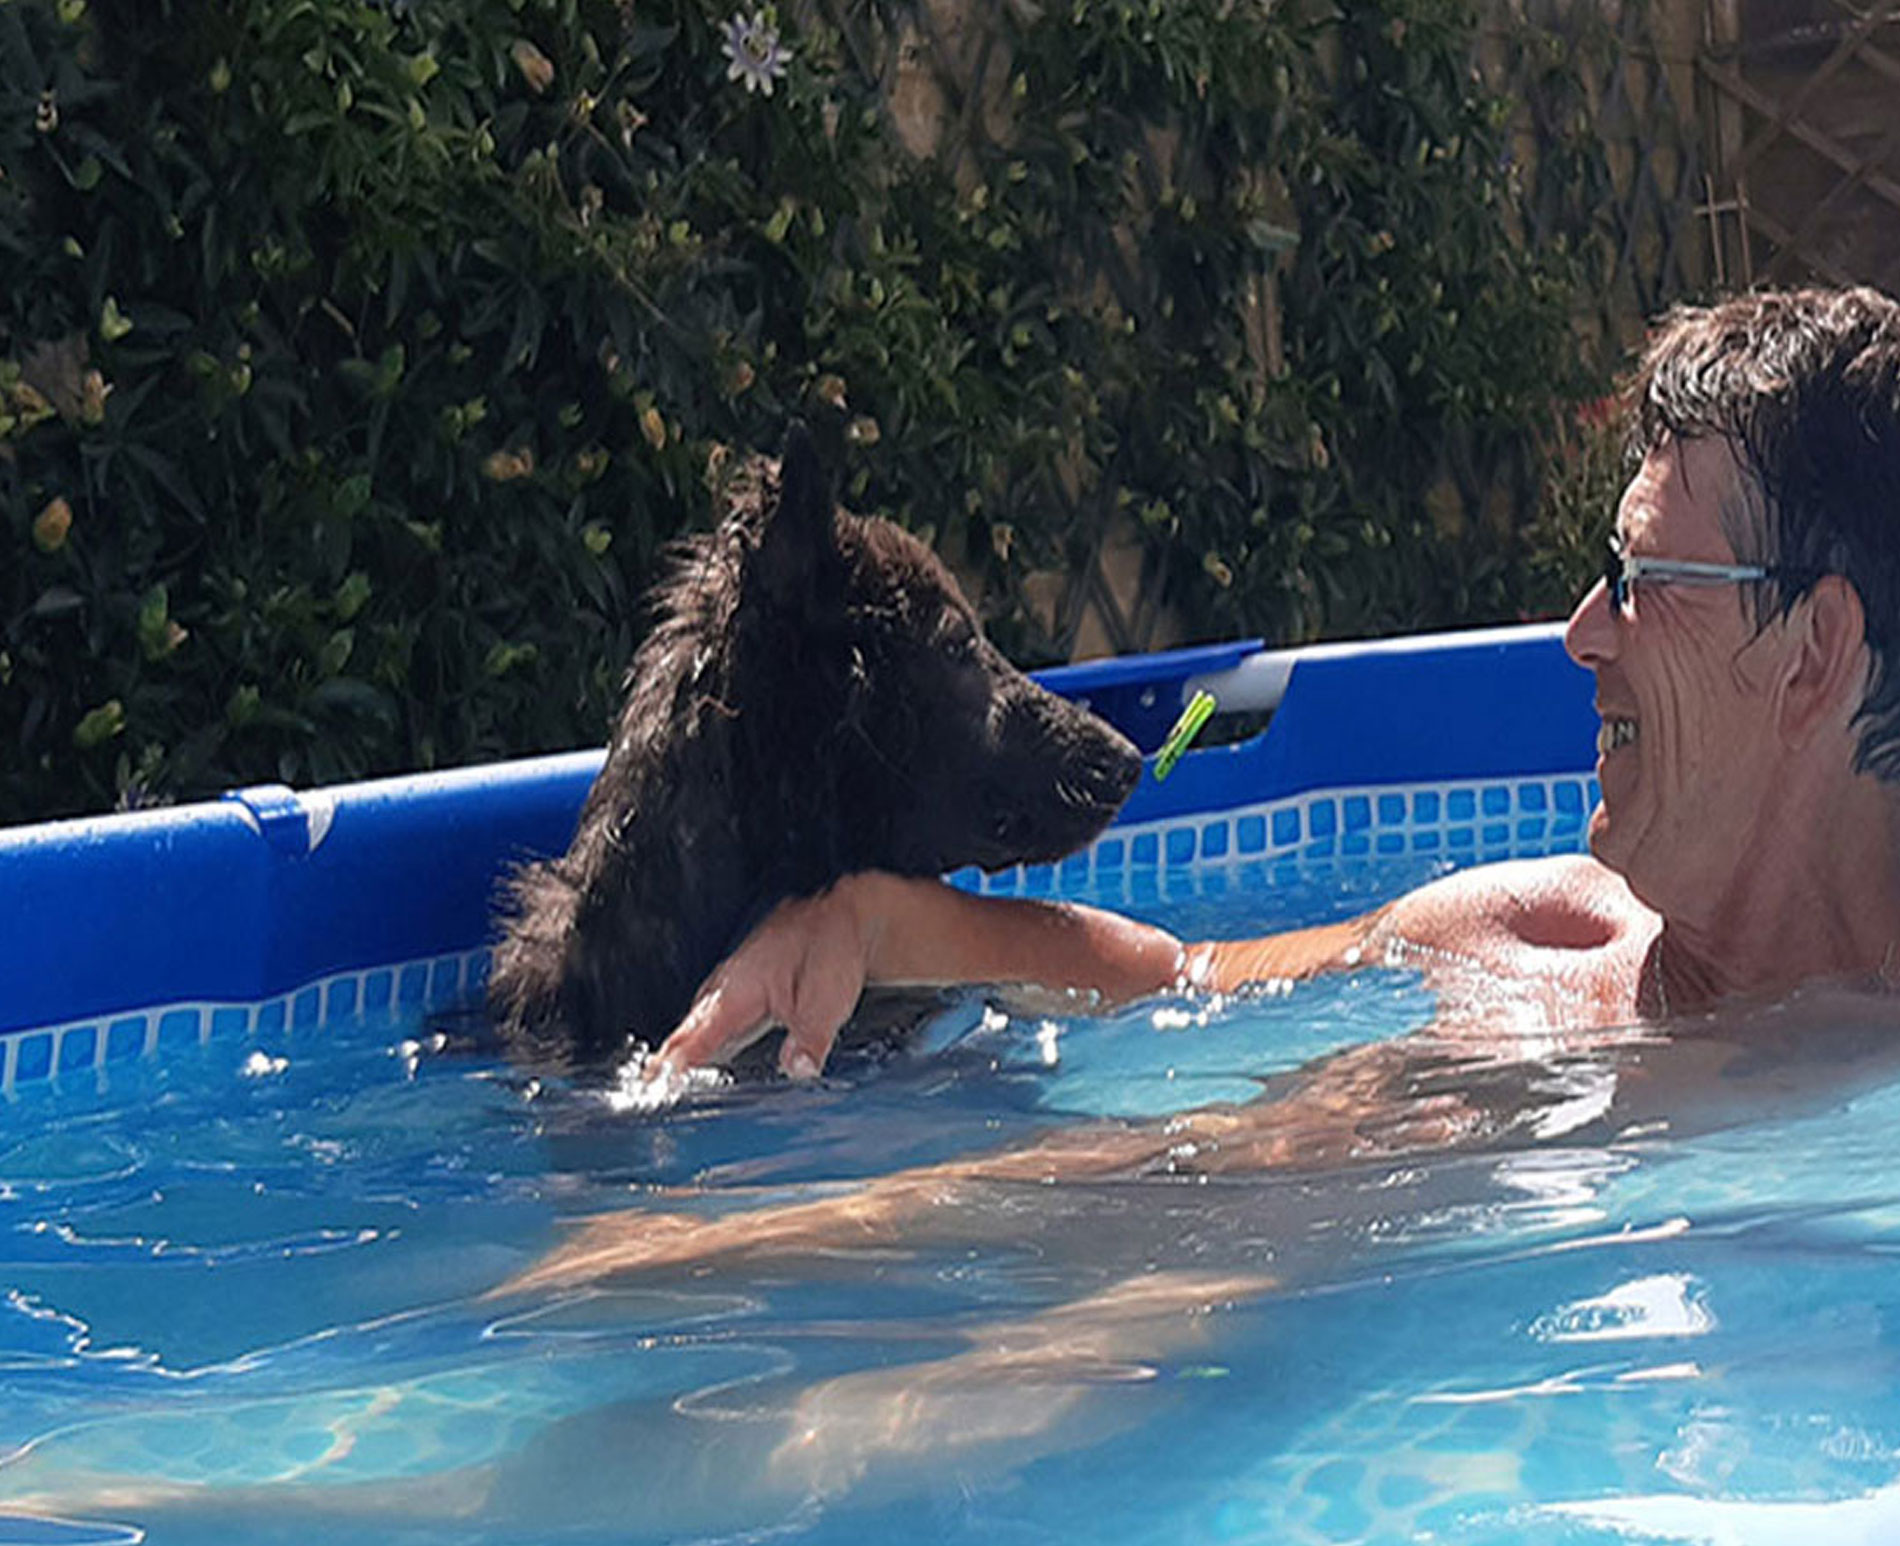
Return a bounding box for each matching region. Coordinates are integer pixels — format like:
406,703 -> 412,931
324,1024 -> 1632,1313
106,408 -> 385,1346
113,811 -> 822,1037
2,0 -> 1612,824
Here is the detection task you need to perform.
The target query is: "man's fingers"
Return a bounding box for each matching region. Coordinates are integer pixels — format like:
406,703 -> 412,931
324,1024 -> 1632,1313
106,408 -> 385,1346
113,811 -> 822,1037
656,885 -> 872,1078
659,977 -> 771,1072
777,1036 -> 821,1081
777,1014 -> 841,1080
776,931 -> 865,1078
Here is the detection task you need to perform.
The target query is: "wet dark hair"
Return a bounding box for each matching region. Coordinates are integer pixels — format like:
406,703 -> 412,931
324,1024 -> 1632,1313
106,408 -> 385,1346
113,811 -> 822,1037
1633,285 -> 1900,782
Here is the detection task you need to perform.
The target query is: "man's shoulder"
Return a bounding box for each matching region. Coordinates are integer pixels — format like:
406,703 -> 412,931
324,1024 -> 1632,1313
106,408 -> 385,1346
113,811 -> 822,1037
1384,853 -> 1656,958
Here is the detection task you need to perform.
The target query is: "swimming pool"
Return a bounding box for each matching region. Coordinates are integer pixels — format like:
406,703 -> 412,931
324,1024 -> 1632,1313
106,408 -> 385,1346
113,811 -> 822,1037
1,624 -> 1895,1544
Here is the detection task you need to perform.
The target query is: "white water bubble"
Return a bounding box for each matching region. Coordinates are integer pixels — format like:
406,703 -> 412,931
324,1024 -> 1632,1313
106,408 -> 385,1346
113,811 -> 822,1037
605,1045 -> 729,1114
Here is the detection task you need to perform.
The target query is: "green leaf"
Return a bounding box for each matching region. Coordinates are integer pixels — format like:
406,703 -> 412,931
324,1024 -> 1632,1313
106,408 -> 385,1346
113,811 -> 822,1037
99,295 -> 132,341
317,628 -> 355,677
334,571 -> 372,621
73,700 -> 126,750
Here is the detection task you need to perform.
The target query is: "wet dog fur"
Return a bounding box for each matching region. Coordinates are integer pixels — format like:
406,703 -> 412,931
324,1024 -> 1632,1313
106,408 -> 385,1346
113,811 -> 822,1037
488,426 -> 1140,1074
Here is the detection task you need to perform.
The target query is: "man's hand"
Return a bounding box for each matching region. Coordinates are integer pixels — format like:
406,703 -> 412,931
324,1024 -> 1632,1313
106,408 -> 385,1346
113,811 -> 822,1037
657,871 -> 1190,1080
658,879 -> 879,1079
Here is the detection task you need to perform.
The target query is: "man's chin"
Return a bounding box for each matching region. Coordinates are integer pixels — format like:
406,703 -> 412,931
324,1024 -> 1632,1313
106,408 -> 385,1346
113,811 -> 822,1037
1585,805 -> 1632,874
1587,806 -> 1674,913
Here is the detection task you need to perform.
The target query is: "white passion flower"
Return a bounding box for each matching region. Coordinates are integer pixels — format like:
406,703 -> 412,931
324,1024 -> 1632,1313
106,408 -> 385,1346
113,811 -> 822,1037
722,10 -> 792,97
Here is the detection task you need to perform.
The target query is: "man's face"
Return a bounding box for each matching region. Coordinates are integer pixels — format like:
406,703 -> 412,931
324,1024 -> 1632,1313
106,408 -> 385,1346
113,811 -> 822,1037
1562,436 -> 1787,917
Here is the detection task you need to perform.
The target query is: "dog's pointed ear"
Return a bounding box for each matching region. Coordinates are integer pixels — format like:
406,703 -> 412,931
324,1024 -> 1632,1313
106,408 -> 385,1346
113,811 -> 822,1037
755,421 -> 839,607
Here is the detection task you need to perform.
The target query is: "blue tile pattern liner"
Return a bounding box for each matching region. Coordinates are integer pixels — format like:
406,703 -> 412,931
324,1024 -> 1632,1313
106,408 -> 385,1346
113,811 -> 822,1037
0,772 -> 1596,1092
2,946 -> 494,1097
949,772 -> 1598,895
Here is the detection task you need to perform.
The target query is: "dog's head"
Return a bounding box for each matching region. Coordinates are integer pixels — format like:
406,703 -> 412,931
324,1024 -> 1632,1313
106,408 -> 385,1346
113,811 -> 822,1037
488,423 -> 1145,1067
730,425 -> 1141,882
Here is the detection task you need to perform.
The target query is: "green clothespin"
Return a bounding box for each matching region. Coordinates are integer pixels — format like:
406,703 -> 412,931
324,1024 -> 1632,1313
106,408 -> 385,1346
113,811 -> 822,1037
1153,689 -> 1217,782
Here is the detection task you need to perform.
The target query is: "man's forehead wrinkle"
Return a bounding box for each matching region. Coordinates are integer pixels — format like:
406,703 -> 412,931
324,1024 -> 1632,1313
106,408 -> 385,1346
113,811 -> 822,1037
1638,436 -> 1755,558
1615,457 -> 1668,551
1614,495 -> 1646,550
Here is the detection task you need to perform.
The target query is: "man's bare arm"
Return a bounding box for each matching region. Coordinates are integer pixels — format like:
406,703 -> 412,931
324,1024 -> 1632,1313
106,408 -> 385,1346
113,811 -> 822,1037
658,872 -> 1388,1077
1193,913 -> 1391,993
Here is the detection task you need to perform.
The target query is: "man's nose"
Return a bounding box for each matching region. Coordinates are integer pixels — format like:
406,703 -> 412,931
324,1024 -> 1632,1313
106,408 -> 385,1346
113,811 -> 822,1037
1563,576 -> 1618,667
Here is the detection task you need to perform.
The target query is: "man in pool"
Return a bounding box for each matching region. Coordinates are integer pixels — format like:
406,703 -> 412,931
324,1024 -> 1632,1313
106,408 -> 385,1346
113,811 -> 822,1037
658,283 -> 1900,1057
506,283 -> 1900,1295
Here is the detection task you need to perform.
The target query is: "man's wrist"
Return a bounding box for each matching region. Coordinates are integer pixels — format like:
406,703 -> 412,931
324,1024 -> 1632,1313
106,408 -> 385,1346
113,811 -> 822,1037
835,870 -> 900,979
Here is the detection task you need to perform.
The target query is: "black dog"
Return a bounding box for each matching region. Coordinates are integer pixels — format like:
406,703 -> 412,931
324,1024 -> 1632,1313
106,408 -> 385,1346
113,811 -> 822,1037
488,426 -> 1141,1073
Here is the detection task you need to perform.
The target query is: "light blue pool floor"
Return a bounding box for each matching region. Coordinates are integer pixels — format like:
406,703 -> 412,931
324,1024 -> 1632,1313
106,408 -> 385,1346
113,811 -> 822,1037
0,848 -> 1895,1545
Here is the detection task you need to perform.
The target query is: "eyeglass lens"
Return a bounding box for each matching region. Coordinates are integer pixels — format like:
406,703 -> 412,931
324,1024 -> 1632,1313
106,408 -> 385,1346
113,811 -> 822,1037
1603,550 -> 1628,612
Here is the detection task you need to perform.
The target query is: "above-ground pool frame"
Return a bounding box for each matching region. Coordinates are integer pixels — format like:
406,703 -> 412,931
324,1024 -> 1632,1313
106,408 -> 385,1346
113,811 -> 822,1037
0,623 -> 1599,1091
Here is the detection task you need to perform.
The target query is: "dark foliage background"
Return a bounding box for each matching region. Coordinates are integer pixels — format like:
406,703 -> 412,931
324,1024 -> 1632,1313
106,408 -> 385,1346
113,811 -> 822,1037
1,0 -> 1623,823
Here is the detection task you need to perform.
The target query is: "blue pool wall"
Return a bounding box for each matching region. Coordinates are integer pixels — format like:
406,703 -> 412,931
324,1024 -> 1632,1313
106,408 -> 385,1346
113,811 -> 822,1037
0,621 -> 1598,1066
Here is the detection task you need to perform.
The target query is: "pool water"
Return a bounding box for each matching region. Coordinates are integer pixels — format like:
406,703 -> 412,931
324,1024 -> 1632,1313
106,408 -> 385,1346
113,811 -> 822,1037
0,850 -> 1897,1545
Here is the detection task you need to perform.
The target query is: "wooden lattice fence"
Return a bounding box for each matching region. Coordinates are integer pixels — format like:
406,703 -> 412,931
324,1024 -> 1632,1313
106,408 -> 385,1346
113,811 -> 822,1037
812,0 -> 1897,657
1697,0 -> 1900,291
1488,0 -> 1710,354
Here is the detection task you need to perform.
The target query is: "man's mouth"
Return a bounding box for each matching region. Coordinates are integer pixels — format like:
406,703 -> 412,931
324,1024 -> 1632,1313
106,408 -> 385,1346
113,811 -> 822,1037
1597,716 -> 1639,755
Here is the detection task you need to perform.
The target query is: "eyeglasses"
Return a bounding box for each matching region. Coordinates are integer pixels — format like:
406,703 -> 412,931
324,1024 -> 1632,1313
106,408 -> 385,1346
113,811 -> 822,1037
1602,542 -> 1785,616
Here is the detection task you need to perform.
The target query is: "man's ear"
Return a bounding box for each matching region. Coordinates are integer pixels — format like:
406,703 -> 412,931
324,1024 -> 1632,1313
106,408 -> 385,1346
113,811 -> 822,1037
754,420 -> 839,609
1777,574 -> 1870,747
